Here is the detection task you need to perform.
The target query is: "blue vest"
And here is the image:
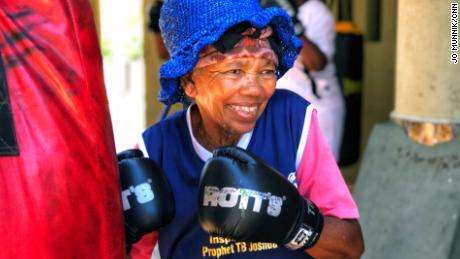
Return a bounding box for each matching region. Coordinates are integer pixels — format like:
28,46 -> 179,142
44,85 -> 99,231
143,90 -> 313,258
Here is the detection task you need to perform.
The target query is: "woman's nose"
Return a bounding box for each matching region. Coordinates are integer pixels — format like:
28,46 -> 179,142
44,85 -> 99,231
238,73 -> 267,96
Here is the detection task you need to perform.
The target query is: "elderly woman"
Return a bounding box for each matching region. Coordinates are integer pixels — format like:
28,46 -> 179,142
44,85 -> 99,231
131,0 -> 364,258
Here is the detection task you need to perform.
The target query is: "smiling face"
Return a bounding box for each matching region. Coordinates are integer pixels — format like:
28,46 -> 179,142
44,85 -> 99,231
182,26 -> 278,149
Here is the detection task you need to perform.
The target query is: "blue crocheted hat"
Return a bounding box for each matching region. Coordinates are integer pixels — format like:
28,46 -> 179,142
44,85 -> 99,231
158,0 -> 302,104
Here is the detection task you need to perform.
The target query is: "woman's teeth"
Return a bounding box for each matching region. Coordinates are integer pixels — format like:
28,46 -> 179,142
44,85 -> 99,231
231,105 -> 258,113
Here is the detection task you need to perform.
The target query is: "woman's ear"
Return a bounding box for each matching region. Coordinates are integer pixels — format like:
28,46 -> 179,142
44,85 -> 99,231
181,74 -> 196,99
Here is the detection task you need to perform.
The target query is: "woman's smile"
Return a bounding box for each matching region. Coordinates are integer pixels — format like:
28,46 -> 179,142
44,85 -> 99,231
227,103 -> 260,121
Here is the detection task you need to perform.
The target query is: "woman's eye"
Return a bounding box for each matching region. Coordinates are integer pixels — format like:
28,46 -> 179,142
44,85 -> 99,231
225,69 -> 242,75
261,69 -> 276,75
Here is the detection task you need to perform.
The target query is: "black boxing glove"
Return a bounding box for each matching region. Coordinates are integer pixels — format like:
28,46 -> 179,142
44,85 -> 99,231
198,147 -> 323,250
118,149 -> 175,248
261,0 -> 305,36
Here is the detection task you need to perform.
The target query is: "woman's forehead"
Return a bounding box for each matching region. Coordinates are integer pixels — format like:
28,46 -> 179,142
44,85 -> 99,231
194,26 -> 278,70
197,48 -> 278,68
222,57 -> 277,67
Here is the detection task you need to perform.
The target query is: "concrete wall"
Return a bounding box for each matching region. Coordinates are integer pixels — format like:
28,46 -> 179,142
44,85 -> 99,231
354,122 -> 460,259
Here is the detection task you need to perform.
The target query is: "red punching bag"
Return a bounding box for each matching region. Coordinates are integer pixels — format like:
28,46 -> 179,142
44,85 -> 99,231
0,0 -> 124,258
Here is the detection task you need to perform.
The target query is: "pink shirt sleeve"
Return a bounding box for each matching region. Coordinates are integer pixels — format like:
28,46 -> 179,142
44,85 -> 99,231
296,109 -> 359,219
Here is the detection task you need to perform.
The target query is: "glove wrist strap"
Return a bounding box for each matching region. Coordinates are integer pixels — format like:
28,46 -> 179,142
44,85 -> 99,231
285,199 -> 324,250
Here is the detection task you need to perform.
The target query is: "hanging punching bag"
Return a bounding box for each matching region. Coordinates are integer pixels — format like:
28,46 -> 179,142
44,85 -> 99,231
0,0 -> 124,258
334,0 -> 364,166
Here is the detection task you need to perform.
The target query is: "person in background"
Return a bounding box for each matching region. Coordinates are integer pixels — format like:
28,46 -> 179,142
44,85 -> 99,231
263,0 -> 345,161
129,0 -> 364,258
148,0 -> 169,60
